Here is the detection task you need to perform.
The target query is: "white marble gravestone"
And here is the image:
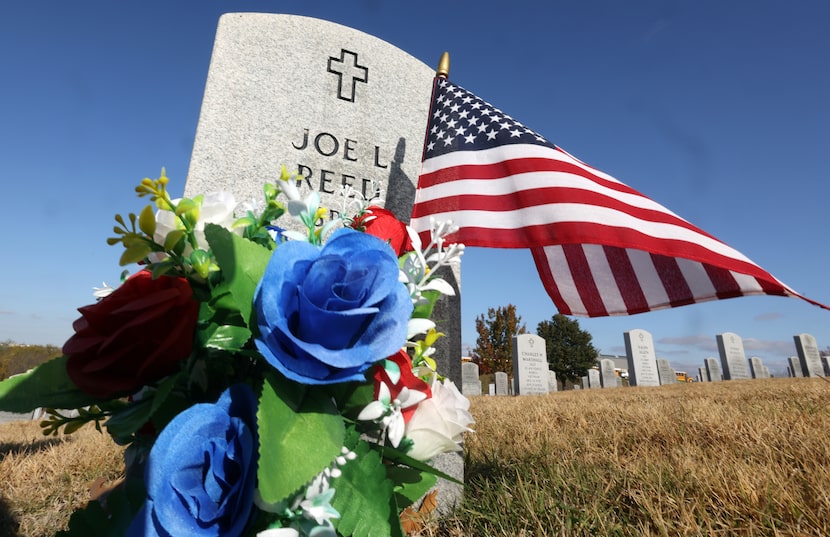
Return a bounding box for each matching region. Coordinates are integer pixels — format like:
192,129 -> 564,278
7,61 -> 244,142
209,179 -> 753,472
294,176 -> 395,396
512,334 -> 549,395
704,357 -> 722,382
623,329 -> 660,387
788,356 -> 803,378
716,332 -> 751,380
599,358 -> 618,388
587,368 -> 601,389
461,362 -> 482,396
656,359 -> 676,385
698,367 -> 707,382
494,371 -> 509,396
794,333 -> 824,377
548,370 -> 558,392
748,356 -> 766,379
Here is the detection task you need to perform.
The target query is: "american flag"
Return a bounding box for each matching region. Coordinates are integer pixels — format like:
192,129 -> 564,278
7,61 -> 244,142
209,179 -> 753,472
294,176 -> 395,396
411,77 -> 829,317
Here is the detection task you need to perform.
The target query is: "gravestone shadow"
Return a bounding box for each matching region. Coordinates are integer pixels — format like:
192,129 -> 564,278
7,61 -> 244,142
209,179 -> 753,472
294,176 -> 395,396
0,494 -> 20,537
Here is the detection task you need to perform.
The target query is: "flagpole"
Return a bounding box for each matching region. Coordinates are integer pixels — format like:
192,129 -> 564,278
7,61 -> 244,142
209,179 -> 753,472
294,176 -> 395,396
436,51 -> 450,78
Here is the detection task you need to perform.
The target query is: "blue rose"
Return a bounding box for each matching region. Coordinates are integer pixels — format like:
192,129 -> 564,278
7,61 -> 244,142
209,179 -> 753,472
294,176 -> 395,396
127,384 -> 258,537
254,228 -> 413,385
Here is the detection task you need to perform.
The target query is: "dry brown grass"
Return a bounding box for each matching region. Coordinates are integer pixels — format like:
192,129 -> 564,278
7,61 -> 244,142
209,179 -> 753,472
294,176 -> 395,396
2,378 -> 829,536
429,377 -> 830,536
0,421 -> 124,537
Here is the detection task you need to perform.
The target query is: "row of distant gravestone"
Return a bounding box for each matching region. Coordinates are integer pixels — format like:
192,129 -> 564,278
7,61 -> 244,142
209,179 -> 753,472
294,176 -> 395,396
461,330 -> 826,397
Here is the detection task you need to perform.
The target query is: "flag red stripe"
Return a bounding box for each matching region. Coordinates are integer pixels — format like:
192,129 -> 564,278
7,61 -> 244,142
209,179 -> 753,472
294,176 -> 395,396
604,246 -> 651,314
562,244 -> 609,317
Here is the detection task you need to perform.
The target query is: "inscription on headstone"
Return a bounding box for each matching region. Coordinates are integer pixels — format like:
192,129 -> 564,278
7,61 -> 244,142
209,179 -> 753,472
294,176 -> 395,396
512,334 -> 549,395
716,332 -> 750,380
600,358 -> 618,388
794,333 -> 824,377
494,371 -> 509,396
704,357 -> 722,382
656,359 -> 676,385
624,329 -> 660,387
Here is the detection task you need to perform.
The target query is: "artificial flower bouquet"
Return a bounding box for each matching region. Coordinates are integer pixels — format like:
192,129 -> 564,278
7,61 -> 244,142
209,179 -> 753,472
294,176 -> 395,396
0,167 -> 472,537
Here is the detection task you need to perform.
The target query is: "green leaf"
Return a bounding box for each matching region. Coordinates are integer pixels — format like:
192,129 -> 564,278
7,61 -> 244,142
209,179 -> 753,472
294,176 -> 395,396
119,243 -> 151,266
138,204 -> 156,237
204,324 -> 252,351
204,223 -> 272,326
163,229 -> 186,251
387,465 -> 437,510
257,373 -> 345,504
331,440 -> 398,537
0,356 -> 105,413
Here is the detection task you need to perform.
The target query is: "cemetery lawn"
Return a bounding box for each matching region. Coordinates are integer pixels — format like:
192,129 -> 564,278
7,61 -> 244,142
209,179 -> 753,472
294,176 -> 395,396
1,378 -> 828,536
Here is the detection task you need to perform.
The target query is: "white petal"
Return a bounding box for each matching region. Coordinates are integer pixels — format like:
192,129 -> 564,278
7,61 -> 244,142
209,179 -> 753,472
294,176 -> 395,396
421,278 -> 456,296
407,318 -> 435,339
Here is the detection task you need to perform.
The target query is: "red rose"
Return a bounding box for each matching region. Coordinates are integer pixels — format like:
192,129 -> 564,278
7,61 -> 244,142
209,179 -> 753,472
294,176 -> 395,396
373,350 -> 432,424
352,206 -> 412,256
64,270 -> 199,398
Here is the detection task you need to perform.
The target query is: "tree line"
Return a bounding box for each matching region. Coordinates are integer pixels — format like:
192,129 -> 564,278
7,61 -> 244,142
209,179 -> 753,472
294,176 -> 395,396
0,341 -> 61,381
470,305 -> 598,389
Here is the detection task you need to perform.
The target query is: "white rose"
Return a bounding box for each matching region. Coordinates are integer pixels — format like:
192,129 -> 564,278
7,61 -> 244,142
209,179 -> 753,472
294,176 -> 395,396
154,191 -> 237,253
404,377 -> 474,461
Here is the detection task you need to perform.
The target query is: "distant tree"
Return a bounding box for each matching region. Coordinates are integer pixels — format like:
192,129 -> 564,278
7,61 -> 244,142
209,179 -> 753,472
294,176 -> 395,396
536,314 -> 598,386
821,346 -> 830,358
472,305 -> 527,375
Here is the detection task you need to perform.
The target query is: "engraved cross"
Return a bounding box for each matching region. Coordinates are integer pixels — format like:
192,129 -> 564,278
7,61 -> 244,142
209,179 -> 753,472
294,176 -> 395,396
327,49 -> 368,103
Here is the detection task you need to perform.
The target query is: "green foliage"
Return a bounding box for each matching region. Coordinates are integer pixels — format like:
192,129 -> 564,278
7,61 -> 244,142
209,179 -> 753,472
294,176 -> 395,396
257,373 -> 345,505
472,305 -> 527,375
331,439 -> 400,537
536,314 -> 598,385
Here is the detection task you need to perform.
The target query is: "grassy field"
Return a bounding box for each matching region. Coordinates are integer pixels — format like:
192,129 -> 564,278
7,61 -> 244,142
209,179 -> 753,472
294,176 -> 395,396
2,377 -> 829,536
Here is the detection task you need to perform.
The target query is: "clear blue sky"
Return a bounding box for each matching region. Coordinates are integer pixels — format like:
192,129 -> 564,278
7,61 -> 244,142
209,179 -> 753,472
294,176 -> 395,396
2,1 -> 828,376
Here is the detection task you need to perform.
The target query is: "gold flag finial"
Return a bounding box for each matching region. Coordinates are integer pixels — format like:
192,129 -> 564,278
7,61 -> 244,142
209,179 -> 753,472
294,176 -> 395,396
436,52 -> 450,78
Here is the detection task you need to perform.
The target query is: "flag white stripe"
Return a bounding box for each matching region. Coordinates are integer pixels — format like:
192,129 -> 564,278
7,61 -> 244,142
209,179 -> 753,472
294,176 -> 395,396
411,203 -> 756,266
627,249 -> 671,308
544,245 -> 587,315
676,257 -> 718,299
583,244 -> 627,314
415,171 -> 690,219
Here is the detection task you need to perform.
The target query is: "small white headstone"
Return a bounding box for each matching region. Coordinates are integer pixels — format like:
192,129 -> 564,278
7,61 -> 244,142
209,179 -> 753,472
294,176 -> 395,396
494,371 -> 509,396
512,334 -> 549,395
488,383 -> 495,396
698,366 -> 707,382
704,357 -> 722,382
748,356 -> 765,379
656,359 -> 676,385
461,362 -> 482,396
599,358 -> 618,388
794,333 -> 824,377
788,356 -> 802,377
716,332 -> 751,380
624,329 -> 660,387
548,370 -> 558,392
587,369 -> 601,389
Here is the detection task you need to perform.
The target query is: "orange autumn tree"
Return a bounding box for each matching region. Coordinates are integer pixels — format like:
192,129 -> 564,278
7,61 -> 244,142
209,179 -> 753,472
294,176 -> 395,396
472,304 -> 527,375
